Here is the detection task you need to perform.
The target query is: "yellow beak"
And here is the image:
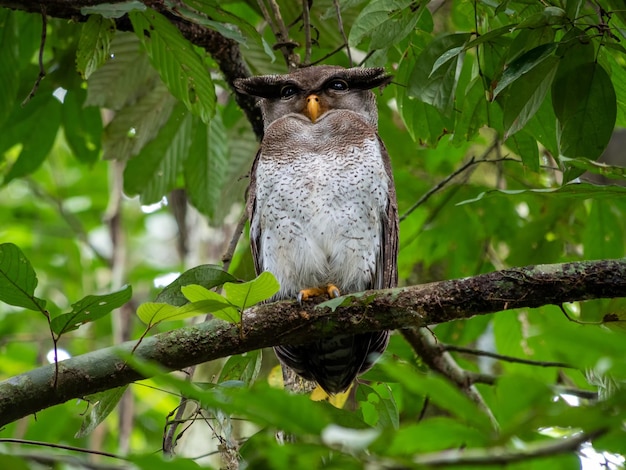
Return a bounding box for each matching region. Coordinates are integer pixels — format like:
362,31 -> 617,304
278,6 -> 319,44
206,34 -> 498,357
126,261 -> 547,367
305,94 -> 321,122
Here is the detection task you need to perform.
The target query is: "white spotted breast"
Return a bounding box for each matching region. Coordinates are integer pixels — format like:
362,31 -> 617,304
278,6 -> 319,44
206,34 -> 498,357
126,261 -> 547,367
252,109 -> 390,299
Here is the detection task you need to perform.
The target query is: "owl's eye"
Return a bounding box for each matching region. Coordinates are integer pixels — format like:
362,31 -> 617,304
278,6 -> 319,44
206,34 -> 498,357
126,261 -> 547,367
327,79 -> 349,91
280,85 -> 298,99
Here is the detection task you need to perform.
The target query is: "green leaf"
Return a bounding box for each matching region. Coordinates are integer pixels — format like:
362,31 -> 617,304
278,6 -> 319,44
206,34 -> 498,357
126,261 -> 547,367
80,1 -> 146,18
181,285 -> 240,323
75,386 -> 128,438
505,131 -> 540,171
85,32 -> 156,111
582,201 -> 625,260
0,243 -> 46,311
184,113 -> 227,220
123,103 -> 192,203
155,264 -> 237,306
76,14 -> 116,79
552,62 -> 616,179
50,285 -> 132,335
349,0 -> 426,49
0,10 -> 19,128
375,417 -> 487,455
136,298 -> 234,324
170,1 -> 247,44
2,93 -> 61,185
223,271 -> 280,311
0,455 -> 29,470
121,354 -> 337,435
407,33 -> 471,115
218,351 -> 262,386
559,156 -> 626,181
356,383 -> 399,429
102,81 -> 177,161
62,87 -> 102,165
493,42 -> 557,98
516,6 -> 567,29
130,10 -> 216,123
383,361 -> 492,432
493,375 -> 553,435
502,55 -> 558,139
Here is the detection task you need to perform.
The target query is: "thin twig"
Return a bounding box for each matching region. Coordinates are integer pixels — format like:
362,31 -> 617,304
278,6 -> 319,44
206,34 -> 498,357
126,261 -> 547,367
333,0 -> 352,66
0,439 -> 127,461
259,0 -> 299,69
399,139 -> 516,223
22,4 -> 47,105
442,344 -> 576,369
358,50 -> 376,66
221,209 -> 248,270
302,0 -> 312,65
310,44 -> 346,66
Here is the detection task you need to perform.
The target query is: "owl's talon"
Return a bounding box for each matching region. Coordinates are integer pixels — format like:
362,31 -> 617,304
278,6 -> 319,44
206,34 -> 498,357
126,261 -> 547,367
298,286 -> 339,303
327,284 -> 340,298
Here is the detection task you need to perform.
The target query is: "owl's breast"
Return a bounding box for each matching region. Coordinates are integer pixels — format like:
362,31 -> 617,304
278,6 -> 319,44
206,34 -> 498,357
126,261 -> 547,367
253,111 -> 389,298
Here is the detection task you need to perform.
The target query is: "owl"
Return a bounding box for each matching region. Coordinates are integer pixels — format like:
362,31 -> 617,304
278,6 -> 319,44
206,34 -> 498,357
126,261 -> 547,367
235,66 -> 398,394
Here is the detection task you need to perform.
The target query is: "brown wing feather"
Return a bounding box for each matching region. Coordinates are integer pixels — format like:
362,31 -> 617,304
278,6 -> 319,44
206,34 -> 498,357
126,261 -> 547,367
378,137 -> 399,290
246,149 -> 263,276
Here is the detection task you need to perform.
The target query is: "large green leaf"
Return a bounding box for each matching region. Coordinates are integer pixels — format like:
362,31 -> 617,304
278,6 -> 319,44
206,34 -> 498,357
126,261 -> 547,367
501,55 -> 558,140
62,87 -> 102,165
102,81 -> 177,161
155,264 -> 237,306
136,298 -> 235,325
123,103 -> 192,203
356,383 -> 399,430
129,10 -> 216,123
349,0 -> 426,49
0,10 -> 19,129
505,130 -> 540,171
373,417 -> 488,456
2,92 -> 61,185
184,113 -> 228,220
493,42 -> 557,99
50,285 -> 132,335
75,386 -> 128,438
218,350 -> 262,386
0,243 -> 46,312
222,271 -> 280,310
553,61 -> 616,179
86,32 -> 156,111
382,361 -> 493,432
76,14 -> 116,79
407,33 -> 471,115
181,284 -> 240,323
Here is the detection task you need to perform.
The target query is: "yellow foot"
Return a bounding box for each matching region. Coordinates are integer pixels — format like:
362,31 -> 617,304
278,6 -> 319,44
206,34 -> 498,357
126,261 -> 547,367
297,284 -> 341,303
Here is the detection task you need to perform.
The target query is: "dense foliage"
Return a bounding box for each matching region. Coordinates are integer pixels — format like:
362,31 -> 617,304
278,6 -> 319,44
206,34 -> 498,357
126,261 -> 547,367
1,0 -> 626,468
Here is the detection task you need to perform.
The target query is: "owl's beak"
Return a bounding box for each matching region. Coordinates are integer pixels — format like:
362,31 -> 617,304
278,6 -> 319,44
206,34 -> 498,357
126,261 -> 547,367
304,94 -> 322,122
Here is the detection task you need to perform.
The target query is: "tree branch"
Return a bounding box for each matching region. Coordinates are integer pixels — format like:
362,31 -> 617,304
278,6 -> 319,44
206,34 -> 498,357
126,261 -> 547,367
1,259 -> 625,426
411,429 -> 606,467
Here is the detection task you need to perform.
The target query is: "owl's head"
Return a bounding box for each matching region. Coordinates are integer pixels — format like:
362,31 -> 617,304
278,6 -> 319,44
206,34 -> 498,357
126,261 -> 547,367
234,66 -> 392,129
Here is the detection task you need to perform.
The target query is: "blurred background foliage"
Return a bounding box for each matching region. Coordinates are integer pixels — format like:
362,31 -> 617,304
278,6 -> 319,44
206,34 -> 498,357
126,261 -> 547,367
1,0 -> 626,468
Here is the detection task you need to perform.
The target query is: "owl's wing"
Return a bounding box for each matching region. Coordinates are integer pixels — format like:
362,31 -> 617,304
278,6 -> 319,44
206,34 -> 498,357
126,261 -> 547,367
247,149 -> 263,275
377,137 -> 399,290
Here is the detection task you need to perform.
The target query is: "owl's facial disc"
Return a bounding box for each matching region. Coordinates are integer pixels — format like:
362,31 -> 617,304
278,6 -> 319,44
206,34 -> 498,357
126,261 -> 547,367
304,94 -> 325,122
